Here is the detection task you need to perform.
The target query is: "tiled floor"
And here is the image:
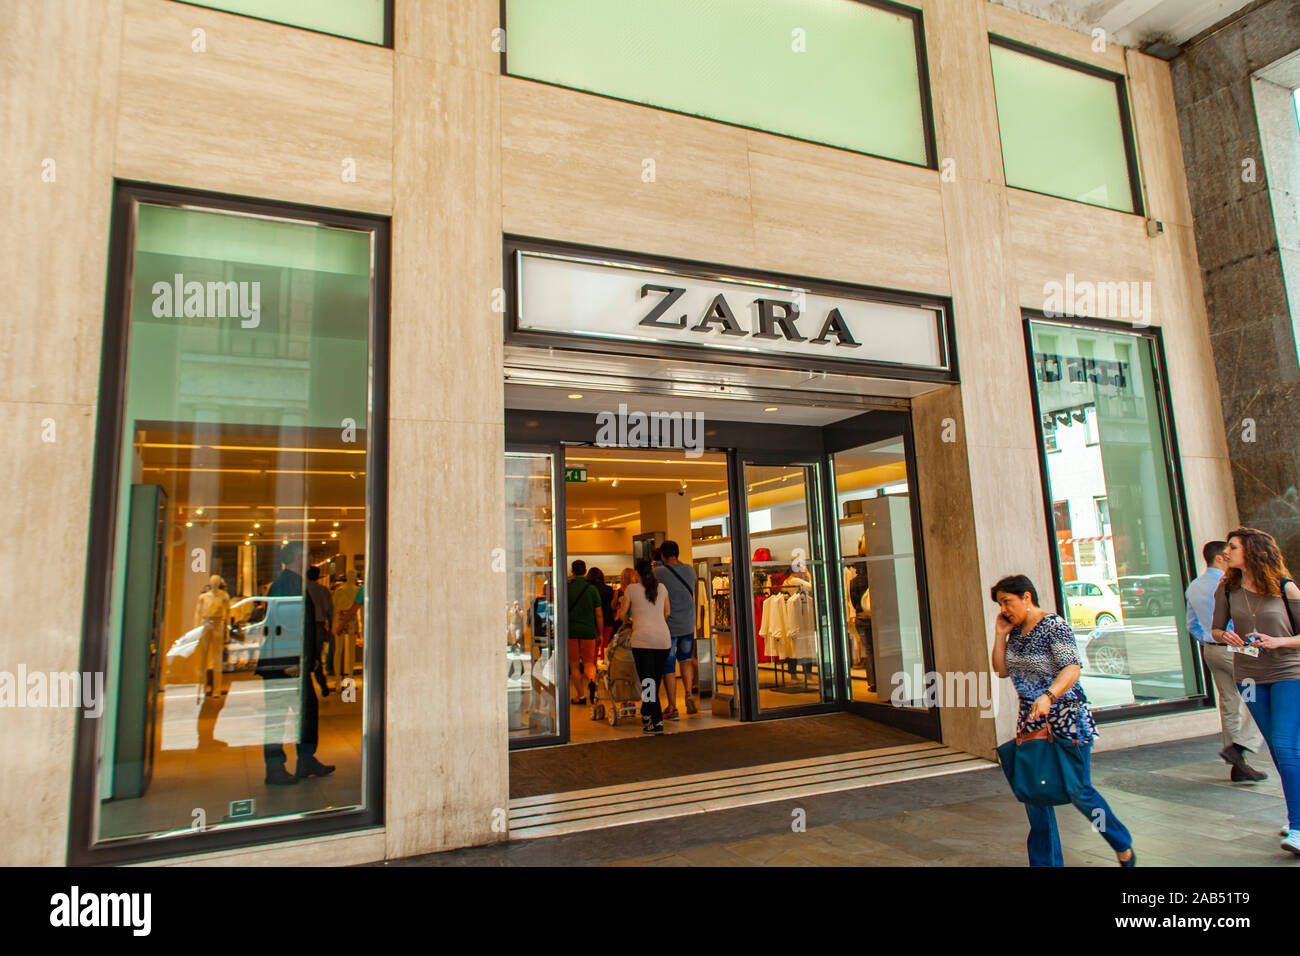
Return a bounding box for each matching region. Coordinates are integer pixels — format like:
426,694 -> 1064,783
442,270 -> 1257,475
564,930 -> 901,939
390,734 -> 1299,867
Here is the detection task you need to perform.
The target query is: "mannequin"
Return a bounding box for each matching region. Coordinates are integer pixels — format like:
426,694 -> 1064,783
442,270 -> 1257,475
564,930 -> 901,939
194,574 -> 232,696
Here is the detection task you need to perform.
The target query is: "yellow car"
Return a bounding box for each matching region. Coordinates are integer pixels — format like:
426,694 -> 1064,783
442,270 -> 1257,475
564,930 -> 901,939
1063,580 -> 1123,629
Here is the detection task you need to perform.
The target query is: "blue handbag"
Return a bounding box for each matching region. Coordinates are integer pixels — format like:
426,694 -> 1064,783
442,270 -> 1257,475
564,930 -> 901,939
996,724 -> 1087,806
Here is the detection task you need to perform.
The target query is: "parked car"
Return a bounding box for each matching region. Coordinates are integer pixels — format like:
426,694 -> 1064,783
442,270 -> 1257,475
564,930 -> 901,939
1118,574 -> 1175,617
1083,621 -> 1185,678
164,596 -> 304,685
1062,580 -> 1123,629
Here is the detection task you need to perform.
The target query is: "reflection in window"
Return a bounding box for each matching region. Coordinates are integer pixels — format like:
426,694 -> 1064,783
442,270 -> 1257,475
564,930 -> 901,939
1030,320 -> 1199,709
97,200 -> 375,842
832,438 -> 925,707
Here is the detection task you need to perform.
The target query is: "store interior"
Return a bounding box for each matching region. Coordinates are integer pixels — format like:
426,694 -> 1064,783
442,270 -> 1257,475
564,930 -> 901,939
506,387 -> 928,746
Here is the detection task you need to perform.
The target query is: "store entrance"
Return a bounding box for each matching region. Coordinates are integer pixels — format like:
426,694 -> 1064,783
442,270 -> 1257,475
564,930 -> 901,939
504,390 -> 939,749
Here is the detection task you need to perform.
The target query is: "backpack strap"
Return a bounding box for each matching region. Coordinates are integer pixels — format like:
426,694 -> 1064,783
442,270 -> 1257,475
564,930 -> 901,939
568,580 -> 593,614
1281,577 -> 1299,637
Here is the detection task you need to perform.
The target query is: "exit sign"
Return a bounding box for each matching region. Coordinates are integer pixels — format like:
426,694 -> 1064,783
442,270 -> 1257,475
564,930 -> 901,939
565,467 -> 587,483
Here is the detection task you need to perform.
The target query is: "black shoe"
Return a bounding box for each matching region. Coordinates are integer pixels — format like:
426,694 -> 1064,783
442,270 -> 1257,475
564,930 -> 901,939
295,758 -> 336,779
588,679 -> 598,702
265,767 -> 299,786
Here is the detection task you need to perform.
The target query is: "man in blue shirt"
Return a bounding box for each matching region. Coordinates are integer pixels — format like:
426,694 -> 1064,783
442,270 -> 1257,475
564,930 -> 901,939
1186,540 -> 1265,781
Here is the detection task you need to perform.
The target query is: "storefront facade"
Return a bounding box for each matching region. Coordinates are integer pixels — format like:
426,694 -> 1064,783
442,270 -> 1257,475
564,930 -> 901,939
3,0 -> 1234,865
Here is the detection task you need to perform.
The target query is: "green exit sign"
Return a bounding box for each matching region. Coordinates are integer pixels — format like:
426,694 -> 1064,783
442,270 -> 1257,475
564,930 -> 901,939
565,467 -> 587,483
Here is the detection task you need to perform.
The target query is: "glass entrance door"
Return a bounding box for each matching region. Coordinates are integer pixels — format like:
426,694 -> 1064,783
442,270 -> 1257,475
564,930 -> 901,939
739,458 -> 837,715
505,451 -> 562,743
823,410 -> 938,736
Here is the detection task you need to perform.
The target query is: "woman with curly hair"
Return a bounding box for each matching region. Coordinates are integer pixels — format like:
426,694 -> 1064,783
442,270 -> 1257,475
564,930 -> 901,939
1212,527 -> 1300,854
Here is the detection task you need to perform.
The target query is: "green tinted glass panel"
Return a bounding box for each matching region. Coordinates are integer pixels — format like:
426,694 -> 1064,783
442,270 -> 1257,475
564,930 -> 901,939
1030,321 -> 1199,710
177,0 -> 386,44
990,44 -> 1136,213
506,0 -> 929,165
96,200 -> 376,841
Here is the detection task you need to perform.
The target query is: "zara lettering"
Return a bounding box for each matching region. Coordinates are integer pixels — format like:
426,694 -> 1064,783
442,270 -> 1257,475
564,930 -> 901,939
638,284 -> 862,349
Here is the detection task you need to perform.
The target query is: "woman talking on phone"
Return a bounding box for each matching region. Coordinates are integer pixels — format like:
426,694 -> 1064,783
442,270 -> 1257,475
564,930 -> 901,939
1212,528 -> 1300,855
991,574 -> 1135,866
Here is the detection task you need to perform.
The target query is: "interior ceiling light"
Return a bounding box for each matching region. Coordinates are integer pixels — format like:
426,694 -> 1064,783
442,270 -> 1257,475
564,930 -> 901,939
764,406 -> 779,412
568,393 -> 583,399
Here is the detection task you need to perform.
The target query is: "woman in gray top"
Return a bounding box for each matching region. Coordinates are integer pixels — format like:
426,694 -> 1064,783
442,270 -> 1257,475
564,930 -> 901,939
1212,527 -> 1300,855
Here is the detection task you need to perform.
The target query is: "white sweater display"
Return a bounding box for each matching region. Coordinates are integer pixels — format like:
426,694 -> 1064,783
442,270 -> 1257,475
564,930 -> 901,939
757,576 -> 817,661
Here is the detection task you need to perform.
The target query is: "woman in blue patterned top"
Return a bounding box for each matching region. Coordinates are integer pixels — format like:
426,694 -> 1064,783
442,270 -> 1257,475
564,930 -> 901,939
991,574 -> 1135,867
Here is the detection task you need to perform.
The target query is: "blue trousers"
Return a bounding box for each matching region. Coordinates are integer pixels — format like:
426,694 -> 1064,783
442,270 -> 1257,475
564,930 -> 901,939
1024,744 -> 1132,866
1239,679 -> 1300,830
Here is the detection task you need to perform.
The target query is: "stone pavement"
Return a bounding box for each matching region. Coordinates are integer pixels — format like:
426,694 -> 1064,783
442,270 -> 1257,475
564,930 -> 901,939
385,734 -> 1297,867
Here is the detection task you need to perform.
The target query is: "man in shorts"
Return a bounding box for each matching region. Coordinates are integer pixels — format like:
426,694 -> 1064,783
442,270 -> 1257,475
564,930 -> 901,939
654,540 -> 698,718
567,559 -> 602,705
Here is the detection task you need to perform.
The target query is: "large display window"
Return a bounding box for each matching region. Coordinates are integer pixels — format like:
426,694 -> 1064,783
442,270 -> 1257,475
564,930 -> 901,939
1026,316 -> 1201,713
72,185 -> 387,862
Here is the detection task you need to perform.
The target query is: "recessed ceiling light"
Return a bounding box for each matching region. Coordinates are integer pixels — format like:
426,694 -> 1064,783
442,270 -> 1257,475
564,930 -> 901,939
764,406 -> 779,412
568,393 -> 583,399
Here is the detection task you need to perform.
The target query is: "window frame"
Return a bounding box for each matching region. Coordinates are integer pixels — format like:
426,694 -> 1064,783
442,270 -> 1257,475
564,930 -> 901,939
1021,311 -> 1211,723
499,0 -> 939,169
170,0 -> 393,47
989,34 -> 1145,217
69,181 -> 390,864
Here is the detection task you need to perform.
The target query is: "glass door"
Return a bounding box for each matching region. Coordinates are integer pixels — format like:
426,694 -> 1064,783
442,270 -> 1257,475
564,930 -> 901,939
739,457 -> 837,715
823,411 -> 938,737
505,450 -> 562,744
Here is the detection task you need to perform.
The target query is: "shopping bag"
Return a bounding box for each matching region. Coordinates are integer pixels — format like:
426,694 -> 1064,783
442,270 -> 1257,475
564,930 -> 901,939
996,724 -> 1087,806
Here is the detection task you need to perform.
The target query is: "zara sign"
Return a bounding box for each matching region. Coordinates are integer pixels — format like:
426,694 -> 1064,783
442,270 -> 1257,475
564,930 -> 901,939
512,249 -> 949,372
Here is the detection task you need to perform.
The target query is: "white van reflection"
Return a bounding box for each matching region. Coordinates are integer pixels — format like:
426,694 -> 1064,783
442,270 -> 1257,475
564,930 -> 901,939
161,596 -> 306,752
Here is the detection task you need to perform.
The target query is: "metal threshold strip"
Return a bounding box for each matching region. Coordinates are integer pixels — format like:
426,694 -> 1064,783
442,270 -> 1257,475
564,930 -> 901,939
508,741 -> 996,839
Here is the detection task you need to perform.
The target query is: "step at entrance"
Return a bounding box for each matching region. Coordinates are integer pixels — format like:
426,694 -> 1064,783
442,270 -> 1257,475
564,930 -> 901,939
508,741 -> 996,838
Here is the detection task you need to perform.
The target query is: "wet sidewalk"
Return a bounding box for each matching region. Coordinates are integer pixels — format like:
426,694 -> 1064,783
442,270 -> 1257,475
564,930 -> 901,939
385,734 -> 1295,867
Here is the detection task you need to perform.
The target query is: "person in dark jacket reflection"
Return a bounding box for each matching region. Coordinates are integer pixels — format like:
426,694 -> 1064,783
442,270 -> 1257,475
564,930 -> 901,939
261,542 -> 335,786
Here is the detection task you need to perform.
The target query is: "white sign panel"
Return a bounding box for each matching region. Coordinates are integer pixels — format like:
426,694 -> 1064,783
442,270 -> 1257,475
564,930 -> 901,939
515,251 -> 947,371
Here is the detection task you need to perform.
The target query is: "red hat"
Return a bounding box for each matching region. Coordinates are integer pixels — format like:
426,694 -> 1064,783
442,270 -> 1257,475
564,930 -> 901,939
752,548 -> 772,562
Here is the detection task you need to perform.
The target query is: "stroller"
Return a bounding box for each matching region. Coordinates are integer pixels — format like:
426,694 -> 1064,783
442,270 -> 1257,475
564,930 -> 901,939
591,626 -> 643,726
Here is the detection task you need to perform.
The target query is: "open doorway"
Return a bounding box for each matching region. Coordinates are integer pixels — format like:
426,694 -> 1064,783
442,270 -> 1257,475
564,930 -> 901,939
561,446 -> 739,742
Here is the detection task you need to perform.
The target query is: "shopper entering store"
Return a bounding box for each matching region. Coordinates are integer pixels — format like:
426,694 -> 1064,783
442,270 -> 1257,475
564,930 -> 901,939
619,559 -> 672,733
654,540 -> 698,717
1211,528 -> 1300,855
567,559 -> 603,706
587,565 -> 615,659
991,574 -> 1135,867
